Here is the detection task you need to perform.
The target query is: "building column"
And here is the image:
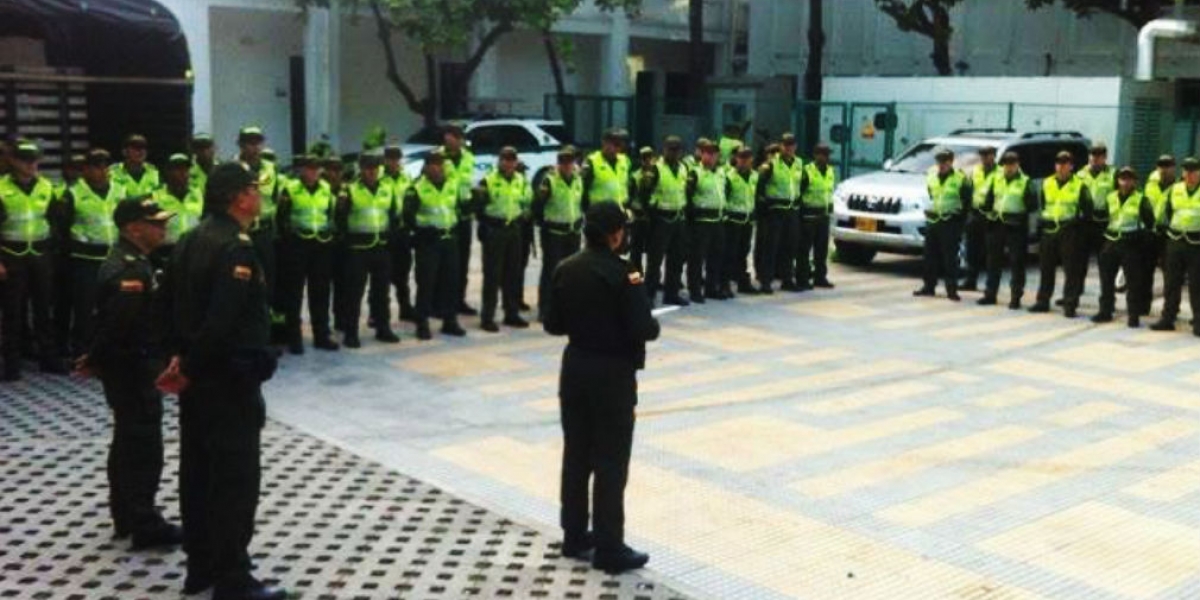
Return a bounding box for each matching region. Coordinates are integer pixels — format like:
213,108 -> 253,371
304,0 -> 341,151
163,0 -> 212,134
600,12 -> 632,97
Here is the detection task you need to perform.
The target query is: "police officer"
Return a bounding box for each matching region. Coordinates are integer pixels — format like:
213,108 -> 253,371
797,142 -> 837,290
533,146 -> 583,321
723,144 -> 758,296
189,133 -> 216,192
718,122 -> 748,166
441,124 -> 479,317
153,154 -> 204,263
56,152 -> 85,199
164,162 -> 286,600
755,133 -> 803,293
1143,155 -> 1176,316
381,145 -> 416,322
582,128 -> 633,211
234,127 -> 280,319
640,136 -> 690,306
110,134 -> 160,197
276,155 -> 339,353
1029,151 -> 1093,317
474,146 -> 532,332
322,157 -> 352,334
0,141 -> 63,380
913,147 -> 970,301
57,148 -> 126,356
688,138 -> 727,302
1078,143 -> 1115,297
962,146 -> 999,291
337,154 -> 401,347
1094,167 -> 1154,327
628,146 -> 656,272
543,201 -> 659,575
402,150 -> 468,340
1150,157 -> 1200,335
77,198 -> 181,549
979,151 -> 1036,308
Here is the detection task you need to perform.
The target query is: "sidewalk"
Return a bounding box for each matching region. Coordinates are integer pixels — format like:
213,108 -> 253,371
0,372 -> 692,600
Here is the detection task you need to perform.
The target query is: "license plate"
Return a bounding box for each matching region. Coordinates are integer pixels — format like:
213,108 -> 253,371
855,218 -> 878,232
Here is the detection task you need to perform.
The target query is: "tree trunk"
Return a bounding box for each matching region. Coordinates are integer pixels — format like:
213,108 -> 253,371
424,53 -> 438,125
543,32 -> 569,117
930,5 -> 953,76
688,0 -> 706,116
802,0 -> 825,145
368,0 -> 436,124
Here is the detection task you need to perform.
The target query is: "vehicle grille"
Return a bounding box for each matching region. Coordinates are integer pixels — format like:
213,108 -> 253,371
846,194 -> 905,215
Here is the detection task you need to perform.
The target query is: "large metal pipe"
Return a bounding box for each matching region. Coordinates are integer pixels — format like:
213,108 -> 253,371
1136,18 -> 1197,81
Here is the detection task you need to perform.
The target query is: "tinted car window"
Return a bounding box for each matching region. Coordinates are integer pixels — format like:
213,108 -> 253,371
468,125 -> 539,153
1010,142 -> 1088,179
540,124 -> 571,146
888,143 -> 982,174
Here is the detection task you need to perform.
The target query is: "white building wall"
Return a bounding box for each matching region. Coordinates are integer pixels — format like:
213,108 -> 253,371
337,18 -> 431,149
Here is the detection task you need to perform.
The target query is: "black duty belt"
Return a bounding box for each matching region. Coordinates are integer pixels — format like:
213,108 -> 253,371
543,220 -> 582,235
692,207 -> 722,221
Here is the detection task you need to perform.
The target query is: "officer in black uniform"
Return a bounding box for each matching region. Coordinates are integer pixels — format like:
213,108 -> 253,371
913,148 -> 972,301
76,198 -> 182,549
628,146 -> 656,273
276,155 -> 339,353
979,151 -> 1038,308
544,201 -> 659,575
163,162 -> 286,600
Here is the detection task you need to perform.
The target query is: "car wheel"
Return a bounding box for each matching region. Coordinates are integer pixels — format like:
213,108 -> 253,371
834,241 -> 876,266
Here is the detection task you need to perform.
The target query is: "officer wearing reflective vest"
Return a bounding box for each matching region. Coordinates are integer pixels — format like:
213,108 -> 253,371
723,144 -> 758,296
56,153 -> 85,200
1142,154 -> 1176,316
1149,157 -> 1200,336
335,153 -> 401,348
627,146 -> 656,273
153,154 -> 204,263
754,132 -> 804,294
57,148 -> 127,357
797,142 -> 838,290
189,133 -> 216,193
320,156 -> 354,335
582,128 -> 632,211
913,147 -> 971,301
1094,167 -> 1154,327
718,122 -> 748,166
0,141 -> 65,380
381,145 -> 416,322
962,146 -> 999,292
402,149 -> 468,341
276,155 -> 339,354
440,124 -> 479,318
1029,150 -> 1093,317
639,136 -> 691,306
1077,143 -> 1115,297
687,139 -> 728,302
978,151 -> 1037,308
533,146 -> 584,321
234,127 -> 281,317
474,146 -> 532,332
110,135 -> 161,198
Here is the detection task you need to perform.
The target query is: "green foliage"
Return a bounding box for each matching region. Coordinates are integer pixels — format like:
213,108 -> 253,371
874,0 -> 964,36
361,125 -> 388,151
1025,0 -> 1199,28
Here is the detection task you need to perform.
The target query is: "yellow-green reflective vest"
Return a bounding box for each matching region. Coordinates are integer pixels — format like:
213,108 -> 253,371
692,166 -> 726,221
1167,183 -> 1200,234
0,175 -> 55,253
926,167 -> 966,221
483,171 -> 530,223
990,172 -> 1030,218
1106,190 -> 1145,236
110,163 -> 160,197
718,136 -> 741,165
725,167 -> 758,220
544,172 -> 583,226
1041,175 -> 1083,227
413,177 -> 459,230
286,179 -> 334,239
802,163 -> 837,210
1145,171 -> 1173,225
765,155 -> 802,202
153,186 -> 204,245
382,170 -> 411,199
346,181 -> 395,245
70,180 -> 125,247
1078,166 -> 1115,217
651,162 -> 688,212
249,159 -> 279,219
971,166 -> 999,210
189,161 -> 210,193
587,151 -> 631,205
442,148 -> 476,203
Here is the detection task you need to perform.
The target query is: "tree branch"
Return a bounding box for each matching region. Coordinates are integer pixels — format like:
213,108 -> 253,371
460,20 -> 514,82
369,0 -> 426,114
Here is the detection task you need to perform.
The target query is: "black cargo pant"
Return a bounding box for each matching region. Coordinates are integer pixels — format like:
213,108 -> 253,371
346,243 -> 393,337
1,250 -> 55,369
538,226 -> 581,318
1078,220 -> 1107,297
248,225 -> 278,314
558,346 -> 636,553
480,219 -> 524,324
1141,233 -> 1167,315
331,240 -> 351,331
179,378 -> 265,589
687,220 -> 724,298
390,230 -> 415,318
413,229 -> 461,324
628,216 -> 650,275
797,212 -> 831,286
921,216 -> 964,294
645,213 -> 686,301
279,236 -> 334,344
723,217 -> 754,289
1098,233 -> 1150,318
1159,237 -> 1200,330
1035,223 -> 1085,310
455,217 -> 474,309
961,210 -> 987,286
756,206 -> 799,286
101,357 -> 165,536
984,219 -> 1028,301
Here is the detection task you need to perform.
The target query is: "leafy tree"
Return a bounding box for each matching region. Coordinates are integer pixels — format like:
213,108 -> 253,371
874,0 -> 965,76
1025,0 -> 1199,28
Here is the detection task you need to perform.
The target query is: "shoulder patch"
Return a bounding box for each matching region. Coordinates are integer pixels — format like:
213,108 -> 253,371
233,265 -> 253,281
119,279 -> 145,293
628,271 -> 643,285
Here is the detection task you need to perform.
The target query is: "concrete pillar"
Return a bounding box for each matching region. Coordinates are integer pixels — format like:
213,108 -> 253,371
600,12 -> 632,96
304,1 -> 341,151
161,0 -> 212,134
745,0 -> 775,76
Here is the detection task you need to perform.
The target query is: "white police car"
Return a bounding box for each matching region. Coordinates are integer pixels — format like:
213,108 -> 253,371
398,119 -> 570,185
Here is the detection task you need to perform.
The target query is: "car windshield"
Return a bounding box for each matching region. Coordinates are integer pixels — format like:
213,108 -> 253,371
540,124 -> 571,146
888,143 -> 985,174
406,126 -> 442,146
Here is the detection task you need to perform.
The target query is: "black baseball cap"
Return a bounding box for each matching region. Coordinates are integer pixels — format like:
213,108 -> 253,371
780,133 -> 797,146
934,147 -> 954,161
813,142 -> 832,156
191,133 -> 214,149
65,153 -> 87,169
663,136 -> 683,150
498,146 -> 518,160
86,149 -> 112,167
238,126 -> 265,144
206,162 -> 259,204
603,128 -> 630,142
293,154 -> 318,169
113,197 -> 174,228
977,146 -> 996,156
999,151 -> 1020,165
557,146 -> 577,162
123,134 -> 148,149
424,149 -> 446,165
735,144 -> 754,158
696,138 -> 718,152
13,141 -> 40,161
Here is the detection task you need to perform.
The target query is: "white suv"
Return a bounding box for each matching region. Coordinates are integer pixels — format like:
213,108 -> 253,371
831,129 -> 1091,265
399,119 -> 569,185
